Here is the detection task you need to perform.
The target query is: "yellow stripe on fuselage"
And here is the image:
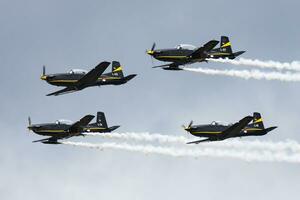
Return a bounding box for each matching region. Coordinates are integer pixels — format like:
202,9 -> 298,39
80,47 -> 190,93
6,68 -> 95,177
37,129 -> 66,133
192,131 -> 222,134
210,52 -> 231,55
49,80 -> 78,83
83,127 -> 106,130
157,56 -> 187,58
98,77 -> 122,80
49,77 -> 122,83
244,128 -> 263,131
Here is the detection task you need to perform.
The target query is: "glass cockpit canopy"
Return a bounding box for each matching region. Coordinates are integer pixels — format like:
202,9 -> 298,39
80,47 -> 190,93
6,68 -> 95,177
210,121 -> 227,126
175,44 -> 197,50
68,69 -> 88,74
55,119 -> 73,125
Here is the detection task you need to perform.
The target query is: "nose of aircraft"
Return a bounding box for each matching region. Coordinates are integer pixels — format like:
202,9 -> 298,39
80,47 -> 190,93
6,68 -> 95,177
147,50 -> 154,55
27,125 -> 38,131
40,75 -> 47,80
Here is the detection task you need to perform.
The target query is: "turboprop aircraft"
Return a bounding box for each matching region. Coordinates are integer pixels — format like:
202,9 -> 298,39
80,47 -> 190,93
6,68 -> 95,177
41,61 -> 137,96
27,112 -> 120,144
183,112 -> 277,144
147,36 -> 245,70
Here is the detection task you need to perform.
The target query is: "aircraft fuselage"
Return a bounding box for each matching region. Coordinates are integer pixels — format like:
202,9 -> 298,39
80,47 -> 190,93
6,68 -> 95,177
186,124 -> 274,140
41,73 -> 136,87
28,122 -> 118,137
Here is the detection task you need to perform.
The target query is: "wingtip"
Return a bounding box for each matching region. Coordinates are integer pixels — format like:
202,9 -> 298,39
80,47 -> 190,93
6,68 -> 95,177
97,61 -> 111,68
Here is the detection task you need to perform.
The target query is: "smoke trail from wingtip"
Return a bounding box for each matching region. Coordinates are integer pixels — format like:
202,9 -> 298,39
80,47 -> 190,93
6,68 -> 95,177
207,58 -> 300,72
84,132 -> 300,153
62,141 -> 300,163
184,67 -> 300,82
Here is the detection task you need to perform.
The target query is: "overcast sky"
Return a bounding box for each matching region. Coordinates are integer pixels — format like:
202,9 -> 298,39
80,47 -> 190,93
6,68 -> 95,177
1,0 -> 300,199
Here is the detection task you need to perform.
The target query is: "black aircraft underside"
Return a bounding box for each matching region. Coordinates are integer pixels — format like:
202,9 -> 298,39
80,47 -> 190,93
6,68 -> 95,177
147,36 -> 245,70
28,112 -> 120,144
41,61 -> 136,96
183,113 -> 277,144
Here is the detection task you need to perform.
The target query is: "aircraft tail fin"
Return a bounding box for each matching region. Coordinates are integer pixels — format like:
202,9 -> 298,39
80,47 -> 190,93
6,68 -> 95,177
248,112 -> 265,129
96,112 -> 108,128
111,61 -> 124,78
219,36 -> 233,54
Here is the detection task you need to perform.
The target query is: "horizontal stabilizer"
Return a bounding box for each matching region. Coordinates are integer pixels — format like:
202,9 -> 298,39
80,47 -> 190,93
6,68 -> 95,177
108,125 -> 120,132
264,126 -> 277,133
233,51 -> 246,58
124,74 -> 137,82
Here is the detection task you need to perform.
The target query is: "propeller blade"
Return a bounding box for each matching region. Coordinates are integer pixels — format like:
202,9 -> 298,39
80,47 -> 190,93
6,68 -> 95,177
43,65 -> 46,76
188,120 -> 193,128
151,42 -> 156,51
28,117 -> 32,133
28,117 -> 31,126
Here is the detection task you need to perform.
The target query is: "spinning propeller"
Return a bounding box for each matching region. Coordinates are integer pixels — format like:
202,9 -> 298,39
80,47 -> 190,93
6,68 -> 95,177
28,117 -> 32,133
182,120 -> 193,131
146,42 -> 156,66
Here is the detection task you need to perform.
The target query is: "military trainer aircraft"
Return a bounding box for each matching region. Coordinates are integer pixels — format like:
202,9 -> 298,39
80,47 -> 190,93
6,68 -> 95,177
147,36 -> 245,70
27,112 -> 120,144
183,112 -> 277,144
41,61 -> 137,96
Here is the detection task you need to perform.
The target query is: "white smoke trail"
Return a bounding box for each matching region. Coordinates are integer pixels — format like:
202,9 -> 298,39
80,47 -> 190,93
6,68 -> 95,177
207,58 -> 300,72
184,67 -> 300,82
84,132 -> 300,153
84,132 -> 187,144
62,141 -> 300,163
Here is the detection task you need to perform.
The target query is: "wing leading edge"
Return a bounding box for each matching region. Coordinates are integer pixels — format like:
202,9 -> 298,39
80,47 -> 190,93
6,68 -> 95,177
221,116 -> 253,139
188,40 -> 219,58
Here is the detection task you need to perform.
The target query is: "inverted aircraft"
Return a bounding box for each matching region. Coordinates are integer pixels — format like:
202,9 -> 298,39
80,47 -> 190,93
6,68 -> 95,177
41,61 -> 137,96
27,112 -> 120,144
183,112 -> 277,144
147,36 -> 245,70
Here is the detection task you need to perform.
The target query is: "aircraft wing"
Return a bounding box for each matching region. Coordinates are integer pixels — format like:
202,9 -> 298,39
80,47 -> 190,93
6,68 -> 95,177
152,63 -> 183,70
152,63 -> 175,68
187,138 -> 212,144
77,61 -> 110,87
67,115 -> 95,133
221,116 -> 253,139
46,87 -> 78,96
188,40 -> 219,58
32,137 -> 61,144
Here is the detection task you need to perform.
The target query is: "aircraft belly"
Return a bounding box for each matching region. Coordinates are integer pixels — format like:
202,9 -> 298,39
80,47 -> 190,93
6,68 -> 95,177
48,81 -> 77,87
190,132 -> 221,138
34,130 -> 67,137
156,57 -> 187,62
